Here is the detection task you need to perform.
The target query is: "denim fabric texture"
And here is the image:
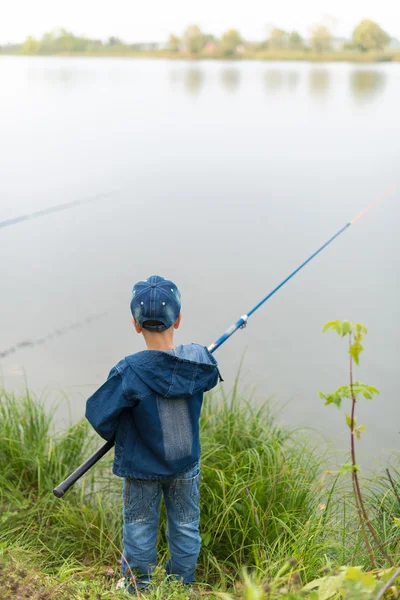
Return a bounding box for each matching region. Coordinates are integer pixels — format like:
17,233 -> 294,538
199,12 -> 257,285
85,344 -> 220,479
130,275 -> 182,332
86,342 -> 220,587
121,462 -> 201,589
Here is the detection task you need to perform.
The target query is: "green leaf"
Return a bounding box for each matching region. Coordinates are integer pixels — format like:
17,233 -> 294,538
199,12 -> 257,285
332,394 -> 342,409
345,566 -> 362,581
355,424 -> 366,440
339,463 -> 360,476
303,573 -> 345,594
302,577 -> 325,591
349,382 -> 380,400
359,573 -> 377,592
323,393 -> 342,409
322,382 -> 379,411
345,413 -> 355,428
349,342 -> 363,365
334,322 -> 342,334
341,321 -> 351,337
339,464 -> 353,476
354,331 -> 363,344
318,574 -> 346,600
355,323 -> 368,335
345,568 -> 376,592
201,532 -> 212,547
322,320 -> 341,334
335,384 -> 352,399
368,385 -> 380,395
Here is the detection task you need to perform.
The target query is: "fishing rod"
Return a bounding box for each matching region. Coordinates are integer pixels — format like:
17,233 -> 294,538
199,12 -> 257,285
53,188 -> 393,498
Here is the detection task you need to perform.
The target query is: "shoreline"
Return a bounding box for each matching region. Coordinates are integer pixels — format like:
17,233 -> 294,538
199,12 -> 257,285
2,50 -> 400,63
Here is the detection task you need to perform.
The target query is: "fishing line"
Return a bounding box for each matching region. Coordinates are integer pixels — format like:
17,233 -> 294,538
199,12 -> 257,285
0,190 -> 120,230
0,313 -> 107,360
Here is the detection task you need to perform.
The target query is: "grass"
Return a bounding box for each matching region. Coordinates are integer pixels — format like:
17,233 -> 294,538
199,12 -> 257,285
0,385 -> 399,598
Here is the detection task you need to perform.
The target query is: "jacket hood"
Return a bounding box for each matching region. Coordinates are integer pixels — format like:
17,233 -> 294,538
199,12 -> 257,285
125,344 -> 219,399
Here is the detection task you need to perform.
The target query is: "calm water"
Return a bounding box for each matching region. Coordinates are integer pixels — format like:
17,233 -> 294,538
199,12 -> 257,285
1,56 -> 399,468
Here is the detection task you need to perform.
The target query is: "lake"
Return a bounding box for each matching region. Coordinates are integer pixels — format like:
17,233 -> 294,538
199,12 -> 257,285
1,56 -> 399,469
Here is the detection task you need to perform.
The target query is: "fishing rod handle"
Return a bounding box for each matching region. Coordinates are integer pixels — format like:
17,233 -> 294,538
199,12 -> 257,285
53,439 -> 114,498
208,315 -> 248,352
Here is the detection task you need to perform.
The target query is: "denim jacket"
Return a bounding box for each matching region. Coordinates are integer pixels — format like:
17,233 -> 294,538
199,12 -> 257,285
85,344 -> 220,479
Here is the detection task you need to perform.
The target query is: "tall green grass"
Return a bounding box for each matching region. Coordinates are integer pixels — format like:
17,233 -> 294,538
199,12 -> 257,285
0,385 -> 398,594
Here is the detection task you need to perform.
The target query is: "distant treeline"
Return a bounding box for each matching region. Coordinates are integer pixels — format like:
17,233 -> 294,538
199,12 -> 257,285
1,20 -> 400,62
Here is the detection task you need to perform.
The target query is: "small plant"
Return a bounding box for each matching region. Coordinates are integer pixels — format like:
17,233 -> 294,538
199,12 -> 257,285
302,564 -> 400,600
320,320 -> 391,567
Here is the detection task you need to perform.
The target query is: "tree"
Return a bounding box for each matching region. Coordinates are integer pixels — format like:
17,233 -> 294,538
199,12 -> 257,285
220,29 -> 242,56
183,25 -> 205,54
353,19 -> 390,52
288,31 -> 304,50
268,28 -> 288,49
36,29 -> 91,53
310,25 -> 332,53
107,36 -> 122,46
204,33 -> 217,44
56,29 -> 89,52
39,31 -> 56,53
168,34 -> 180,52
22,36 -> 40,54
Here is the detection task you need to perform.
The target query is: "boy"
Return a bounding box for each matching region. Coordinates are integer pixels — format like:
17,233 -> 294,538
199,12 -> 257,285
85,275 -> 221,595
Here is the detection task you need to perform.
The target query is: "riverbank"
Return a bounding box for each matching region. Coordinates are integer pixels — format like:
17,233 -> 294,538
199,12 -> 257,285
2,49 -> 400,62
0,388 -> 399,598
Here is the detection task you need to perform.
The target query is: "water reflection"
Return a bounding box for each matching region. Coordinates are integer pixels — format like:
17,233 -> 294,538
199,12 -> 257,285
264,69 -> 284,92
27,65 -> 94,87
168,70 -> 181,85
287,71 -> 300,89
308,69 -> 330,96
220,68 -> 241,92
169,64 -> 389,103
350,70 -> 387,103
264,69 -> 300,93
183,68 -> 205,95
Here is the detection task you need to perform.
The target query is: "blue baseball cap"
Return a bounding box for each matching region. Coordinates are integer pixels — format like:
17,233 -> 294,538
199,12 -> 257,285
130,275 -> 181,332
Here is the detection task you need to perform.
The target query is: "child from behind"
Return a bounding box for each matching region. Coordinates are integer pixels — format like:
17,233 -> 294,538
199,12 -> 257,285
85,275 -> 221,594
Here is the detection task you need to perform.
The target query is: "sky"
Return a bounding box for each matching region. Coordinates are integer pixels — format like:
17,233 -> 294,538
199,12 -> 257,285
2,0 -> 400,44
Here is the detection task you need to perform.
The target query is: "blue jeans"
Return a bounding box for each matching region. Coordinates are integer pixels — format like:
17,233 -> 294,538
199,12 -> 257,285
121,463 -> 201,588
